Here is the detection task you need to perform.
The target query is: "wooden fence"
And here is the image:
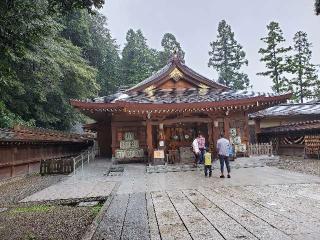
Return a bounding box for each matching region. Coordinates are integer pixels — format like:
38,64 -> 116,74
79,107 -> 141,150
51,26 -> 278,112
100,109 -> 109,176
40,157 -> 74,175
247,143 -> 273,156
40,147 -> 96,175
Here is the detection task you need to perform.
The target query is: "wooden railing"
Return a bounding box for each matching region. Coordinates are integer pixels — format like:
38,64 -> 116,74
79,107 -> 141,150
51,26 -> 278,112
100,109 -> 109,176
72,147 -> 97,175
247,143 -> 273,156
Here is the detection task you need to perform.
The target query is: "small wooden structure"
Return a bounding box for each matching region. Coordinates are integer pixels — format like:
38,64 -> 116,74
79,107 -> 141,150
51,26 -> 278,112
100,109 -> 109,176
256,120 -> 320,158
71,55 -> 290,164
0,126 -> 94,178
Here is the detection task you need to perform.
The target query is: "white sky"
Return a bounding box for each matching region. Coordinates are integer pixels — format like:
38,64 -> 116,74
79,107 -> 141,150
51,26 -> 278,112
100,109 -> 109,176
101,0 -> 320,92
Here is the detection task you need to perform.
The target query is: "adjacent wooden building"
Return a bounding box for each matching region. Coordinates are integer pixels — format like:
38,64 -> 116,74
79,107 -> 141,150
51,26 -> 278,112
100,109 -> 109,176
250,101 -> 320,157
71,55 -> 290,164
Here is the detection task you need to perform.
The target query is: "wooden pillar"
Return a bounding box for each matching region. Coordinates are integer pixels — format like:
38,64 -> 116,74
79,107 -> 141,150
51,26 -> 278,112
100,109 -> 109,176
254,119 -> 261,143
224,117 -> 230,139
111,124 -> 117,156
146,120 -> 153,159
243,112 -> 249,145
207,122 -> 213,149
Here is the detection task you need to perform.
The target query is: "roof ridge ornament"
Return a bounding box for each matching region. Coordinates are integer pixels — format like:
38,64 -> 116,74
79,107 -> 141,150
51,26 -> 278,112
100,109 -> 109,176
169,49 -> 185,64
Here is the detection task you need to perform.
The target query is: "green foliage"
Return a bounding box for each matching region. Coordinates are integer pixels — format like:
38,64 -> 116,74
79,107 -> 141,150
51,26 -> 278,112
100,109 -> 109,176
121,29 -> 157,87
0,0 -> 98,130
0,102 -> 35,128
258,22 -> 291,93
87,12 -> 121,95
61,10 -> 121,96
286,31 -> 319,103
158,33 -> 185,68
48,0 -> 104,13
208,20 -> 250,90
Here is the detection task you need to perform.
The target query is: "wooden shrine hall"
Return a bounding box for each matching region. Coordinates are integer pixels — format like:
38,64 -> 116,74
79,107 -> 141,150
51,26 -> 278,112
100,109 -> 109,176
71,55 -> 291,164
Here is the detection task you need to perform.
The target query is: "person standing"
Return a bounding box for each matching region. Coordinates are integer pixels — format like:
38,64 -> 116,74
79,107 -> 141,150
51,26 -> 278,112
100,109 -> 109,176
217,134 -> 231,178
192,137 -> 200,166
197,133 -> 206,164
204,148 -> 212,177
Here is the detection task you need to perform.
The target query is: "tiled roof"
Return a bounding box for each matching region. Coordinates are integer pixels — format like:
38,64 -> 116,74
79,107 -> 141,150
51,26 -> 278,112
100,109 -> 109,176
250,102 -> 320,118
126,55 -> 228,92
113,88 -> 285,104
0,126 -> 94,144
127,63 -> 172,90
261,120 -> 320,134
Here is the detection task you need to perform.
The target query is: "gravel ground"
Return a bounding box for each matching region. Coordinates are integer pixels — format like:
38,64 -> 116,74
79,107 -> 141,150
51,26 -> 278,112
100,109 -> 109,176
267,156 -> 320,176
0,174 -> 102,240
0,205 -> 96,240
0,174 -> 65,207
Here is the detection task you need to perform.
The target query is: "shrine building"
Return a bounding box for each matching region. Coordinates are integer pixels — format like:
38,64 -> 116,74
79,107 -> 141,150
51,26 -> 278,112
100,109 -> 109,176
70,55 -> 291,164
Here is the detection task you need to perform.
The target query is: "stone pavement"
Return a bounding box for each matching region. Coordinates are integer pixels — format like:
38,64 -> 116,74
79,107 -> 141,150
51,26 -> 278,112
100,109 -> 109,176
21,158 -> 115,202
20,157 -> 320,239
91,158 -> 320,240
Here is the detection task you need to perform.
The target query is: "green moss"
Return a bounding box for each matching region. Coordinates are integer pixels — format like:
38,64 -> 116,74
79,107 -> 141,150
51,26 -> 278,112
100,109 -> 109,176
11,205 -> 52,214
90,203 -> 103,216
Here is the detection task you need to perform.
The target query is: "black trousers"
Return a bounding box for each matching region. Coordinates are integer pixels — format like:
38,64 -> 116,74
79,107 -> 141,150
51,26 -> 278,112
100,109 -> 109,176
204,165 -> 212,177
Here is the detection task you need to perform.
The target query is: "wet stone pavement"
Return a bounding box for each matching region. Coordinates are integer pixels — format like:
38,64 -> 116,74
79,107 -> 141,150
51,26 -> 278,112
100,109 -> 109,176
90,157 -> 320,240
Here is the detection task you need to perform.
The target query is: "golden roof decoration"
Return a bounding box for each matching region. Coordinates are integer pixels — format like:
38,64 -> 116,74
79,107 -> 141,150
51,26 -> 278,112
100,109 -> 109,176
199,83 -> 209,95
169,68 -> 183,81
198,83 -> 209,89
144,85 -> 155,97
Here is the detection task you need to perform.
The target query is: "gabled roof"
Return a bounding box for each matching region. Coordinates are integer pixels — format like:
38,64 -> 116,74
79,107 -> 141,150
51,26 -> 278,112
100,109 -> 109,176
250,101 -> 320,119
126,54 -> 228,93
70,54 -> 292,119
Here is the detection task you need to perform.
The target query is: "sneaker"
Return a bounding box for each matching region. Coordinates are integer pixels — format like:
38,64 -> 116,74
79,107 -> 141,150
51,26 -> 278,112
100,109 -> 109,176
220,175 -> 225,178
227,174 -> 231,178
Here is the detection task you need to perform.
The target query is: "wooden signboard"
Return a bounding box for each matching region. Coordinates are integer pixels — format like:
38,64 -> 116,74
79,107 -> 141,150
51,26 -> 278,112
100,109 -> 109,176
153,150 -> 165,159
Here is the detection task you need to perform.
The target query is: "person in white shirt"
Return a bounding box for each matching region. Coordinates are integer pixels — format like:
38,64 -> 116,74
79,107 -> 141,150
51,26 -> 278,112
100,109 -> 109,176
217,133 -> 231,178
192,137 -> 200,166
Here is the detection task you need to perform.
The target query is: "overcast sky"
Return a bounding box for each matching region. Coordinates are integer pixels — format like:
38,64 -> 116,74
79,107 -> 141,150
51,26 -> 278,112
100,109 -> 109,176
101,0 -> 320,92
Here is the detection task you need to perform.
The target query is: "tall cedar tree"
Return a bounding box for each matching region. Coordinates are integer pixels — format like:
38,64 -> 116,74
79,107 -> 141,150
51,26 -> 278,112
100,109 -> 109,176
158,33 -> 185,68
121,29 -> 157,87
286,31 -> 319,103
258,22 -> 291,93
208,20 -> 250,90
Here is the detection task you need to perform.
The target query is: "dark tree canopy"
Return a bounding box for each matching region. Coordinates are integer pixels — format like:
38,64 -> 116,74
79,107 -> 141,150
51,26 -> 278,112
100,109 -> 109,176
208,20 -> 250,90
316,0 -> 320,15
